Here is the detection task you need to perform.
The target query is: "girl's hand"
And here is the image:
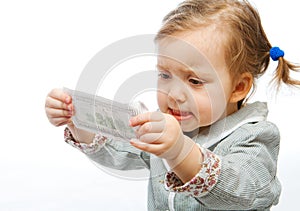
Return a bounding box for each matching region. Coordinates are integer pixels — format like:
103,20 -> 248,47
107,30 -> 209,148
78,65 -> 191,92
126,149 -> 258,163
129,112 -> 195,168
45,88 -> 94,144
45,88 -> 73,127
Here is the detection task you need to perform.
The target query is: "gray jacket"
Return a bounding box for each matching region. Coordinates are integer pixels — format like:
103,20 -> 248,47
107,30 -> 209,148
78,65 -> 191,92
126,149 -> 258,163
84,102 -> 281,211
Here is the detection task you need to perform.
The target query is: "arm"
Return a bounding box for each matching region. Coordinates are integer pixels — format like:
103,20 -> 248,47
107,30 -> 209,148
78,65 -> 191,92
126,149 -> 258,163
165,121 -> 281,210
129,111 -> 203,181
167,137 -> 203,183
128,111 -> 280,209
45,88 -> 150,170
64,127 -> 151,171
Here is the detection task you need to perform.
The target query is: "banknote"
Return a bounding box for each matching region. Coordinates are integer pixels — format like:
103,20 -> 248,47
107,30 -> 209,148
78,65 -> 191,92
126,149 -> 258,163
63,87 -> 148,142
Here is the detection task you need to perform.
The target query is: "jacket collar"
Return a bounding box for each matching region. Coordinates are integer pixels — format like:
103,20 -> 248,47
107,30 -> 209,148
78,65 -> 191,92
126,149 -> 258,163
194,101 -> 268,148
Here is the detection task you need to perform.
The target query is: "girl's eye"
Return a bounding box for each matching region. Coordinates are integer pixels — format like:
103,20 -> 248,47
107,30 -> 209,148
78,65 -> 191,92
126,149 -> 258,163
158,72 -> 171,79
189,78 -> 205,86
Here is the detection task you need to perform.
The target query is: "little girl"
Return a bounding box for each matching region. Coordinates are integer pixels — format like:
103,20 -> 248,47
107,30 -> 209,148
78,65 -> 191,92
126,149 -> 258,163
45,0 -> 299,210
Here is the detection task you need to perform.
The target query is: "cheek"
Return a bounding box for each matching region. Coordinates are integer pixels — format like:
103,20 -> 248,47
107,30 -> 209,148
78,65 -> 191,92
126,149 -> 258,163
193,93 -> 214,124
194,85 -> 229,124
207,86 -> 230,121
157,91 -> 168,111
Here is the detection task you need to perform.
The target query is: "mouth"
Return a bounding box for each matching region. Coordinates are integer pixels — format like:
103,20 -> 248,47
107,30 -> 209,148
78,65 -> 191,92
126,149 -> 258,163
169,108 -> 193,121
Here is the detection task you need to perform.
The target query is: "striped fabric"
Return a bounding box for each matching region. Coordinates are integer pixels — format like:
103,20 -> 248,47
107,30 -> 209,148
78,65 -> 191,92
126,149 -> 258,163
67,101 -> 281,210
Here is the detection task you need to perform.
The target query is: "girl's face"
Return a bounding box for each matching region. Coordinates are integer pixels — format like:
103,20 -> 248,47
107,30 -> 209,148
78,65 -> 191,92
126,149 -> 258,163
156,29 -> 237,132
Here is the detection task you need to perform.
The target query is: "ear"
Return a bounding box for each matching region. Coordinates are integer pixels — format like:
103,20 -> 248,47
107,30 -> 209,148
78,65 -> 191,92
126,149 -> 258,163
229,72 -> 253,103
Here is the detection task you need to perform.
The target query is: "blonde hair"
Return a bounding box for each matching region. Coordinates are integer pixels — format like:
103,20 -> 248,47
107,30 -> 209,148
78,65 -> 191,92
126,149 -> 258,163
155,0 -> 300,93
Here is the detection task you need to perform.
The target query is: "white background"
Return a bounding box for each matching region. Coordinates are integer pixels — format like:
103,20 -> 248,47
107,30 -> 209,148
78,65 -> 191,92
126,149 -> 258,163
1,0 -> 300,210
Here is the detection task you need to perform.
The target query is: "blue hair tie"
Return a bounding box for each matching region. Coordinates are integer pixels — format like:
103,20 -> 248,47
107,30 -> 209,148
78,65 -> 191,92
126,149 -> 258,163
270,46 -> 284,61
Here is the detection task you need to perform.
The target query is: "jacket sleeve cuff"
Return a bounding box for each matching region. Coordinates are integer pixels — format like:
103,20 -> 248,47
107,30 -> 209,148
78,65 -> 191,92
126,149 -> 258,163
164,146 -> 221,197
64,127 -> 107,155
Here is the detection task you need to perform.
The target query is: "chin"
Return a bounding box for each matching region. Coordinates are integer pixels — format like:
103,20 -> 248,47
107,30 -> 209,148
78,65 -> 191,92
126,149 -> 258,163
180,120 -> 213,133
180,124 -> 199,133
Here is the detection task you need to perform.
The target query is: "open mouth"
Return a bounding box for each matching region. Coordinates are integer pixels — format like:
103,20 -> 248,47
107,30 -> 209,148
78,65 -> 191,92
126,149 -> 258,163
169,108 -> 193,121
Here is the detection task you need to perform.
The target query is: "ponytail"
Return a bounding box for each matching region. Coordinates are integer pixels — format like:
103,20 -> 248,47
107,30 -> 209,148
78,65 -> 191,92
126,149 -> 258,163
270,47 -> 300,87
274,57 -> 300,86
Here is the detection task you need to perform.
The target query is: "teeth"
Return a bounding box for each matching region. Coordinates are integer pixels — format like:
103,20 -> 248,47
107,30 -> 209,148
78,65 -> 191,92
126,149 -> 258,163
172,109 -> 189,116
173,110 -> 180,115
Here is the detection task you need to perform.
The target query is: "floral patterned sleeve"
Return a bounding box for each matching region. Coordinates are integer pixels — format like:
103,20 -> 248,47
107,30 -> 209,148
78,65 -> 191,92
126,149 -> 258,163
164,146 -> 221,198
64,127 -> 107,155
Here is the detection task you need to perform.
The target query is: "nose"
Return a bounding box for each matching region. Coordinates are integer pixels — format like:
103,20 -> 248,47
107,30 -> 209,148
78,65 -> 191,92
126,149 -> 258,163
168,82 -> 187,104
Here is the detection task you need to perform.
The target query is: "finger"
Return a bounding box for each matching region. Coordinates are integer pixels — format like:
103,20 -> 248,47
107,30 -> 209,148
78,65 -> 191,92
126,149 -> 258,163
48,88 -> 72,104
46,107 -> 72,118
138,132 -> 163,144
130,139 -> 164,156
130,111 -> 164,127
45,96 -> 72,110
50,117 -> 72,127
135,121 -> 165,138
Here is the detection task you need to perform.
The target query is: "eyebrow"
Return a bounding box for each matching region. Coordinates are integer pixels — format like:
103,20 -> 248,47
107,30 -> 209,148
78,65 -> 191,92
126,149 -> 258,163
156,64 -> 169,71
156,64 -> 212,78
